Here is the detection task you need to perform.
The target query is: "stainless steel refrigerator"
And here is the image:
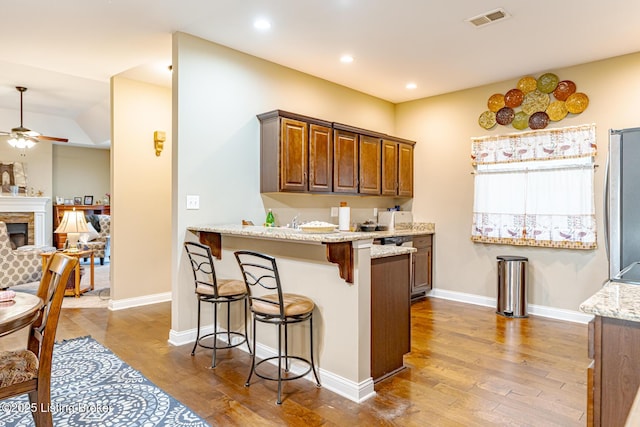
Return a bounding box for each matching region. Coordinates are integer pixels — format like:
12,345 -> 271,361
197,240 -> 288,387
606,127 -> 640,284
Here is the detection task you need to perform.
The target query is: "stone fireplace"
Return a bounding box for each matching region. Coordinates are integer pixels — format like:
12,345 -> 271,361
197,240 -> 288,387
0,197 -> 49,247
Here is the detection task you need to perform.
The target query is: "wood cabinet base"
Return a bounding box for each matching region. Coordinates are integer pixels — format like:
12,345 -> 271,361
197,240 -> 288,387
371,253 -> 411,382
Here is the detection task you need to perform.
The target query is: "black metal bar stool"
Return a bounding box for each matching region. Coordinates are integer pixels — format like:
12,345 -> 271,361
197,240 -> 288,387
234,250 -> 321,404
184,242 -> 251,368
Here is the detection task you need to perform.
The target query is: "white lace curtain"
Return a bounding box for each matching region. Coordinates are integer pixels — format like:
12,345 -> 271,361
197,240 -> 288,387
471,124 -> 597,249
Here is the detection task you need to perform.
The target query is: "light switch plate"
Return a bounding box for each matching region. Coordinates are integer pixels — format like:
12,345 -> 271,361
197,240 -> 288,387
373,208 -> 378,218
186,195 -> 199,210
330,207 -> 339,217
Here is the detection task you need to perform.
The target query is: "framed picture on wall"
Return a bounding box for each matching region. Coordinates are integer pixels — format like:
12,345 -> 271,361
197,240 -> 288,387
84,195 -> 93,205
74,196 -> 82,205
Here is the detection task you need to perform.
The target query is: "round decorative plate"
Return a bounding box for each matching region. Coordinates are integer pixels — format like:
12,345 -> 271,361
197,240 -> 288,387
546,100 -> 568,121
495,107 -> 515,125
478,110 -> 497,129
521,90 -> 550,115
512,111 -> 530,130
537,73 -> 560,93
565,92 -> 589,113
487,93 -> 505,112
529,111 -> 550,129
553,80 -> 576,101
504,88 -> 524,108
517,76 -> 538,94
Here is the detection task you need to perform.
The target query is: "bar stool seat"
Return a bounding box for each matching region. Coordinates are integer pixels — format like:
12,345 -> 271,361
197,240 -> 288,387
184,242 -> 251,368
252,293 -> 315,317
234,250 -> 321,405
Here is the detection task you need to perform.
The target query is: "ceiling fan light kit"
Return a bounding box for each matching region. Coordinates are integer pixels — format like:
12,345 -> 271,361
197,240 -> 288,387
1,86 -> 69,150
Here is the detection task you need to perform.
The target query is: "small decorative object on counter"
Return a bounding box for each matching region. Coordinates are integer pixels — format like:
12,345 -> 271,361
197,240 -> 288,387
338,202 -> 350,231
265,209 -> 275,227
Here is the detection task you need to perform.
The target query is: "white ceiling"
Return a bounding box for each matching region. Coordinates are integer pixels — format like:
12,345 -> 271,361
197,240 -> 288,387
2,0 -> 640,146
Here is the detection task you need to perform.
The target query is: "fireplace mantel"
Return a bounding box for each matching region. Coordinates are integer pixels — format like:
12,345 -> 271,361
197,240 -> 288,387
0,196 -> 50,246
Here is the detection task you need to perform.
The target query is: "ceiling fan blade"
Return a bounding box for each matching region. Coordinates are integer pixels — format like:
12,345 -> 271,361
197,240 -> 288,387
37,135 -> 69,143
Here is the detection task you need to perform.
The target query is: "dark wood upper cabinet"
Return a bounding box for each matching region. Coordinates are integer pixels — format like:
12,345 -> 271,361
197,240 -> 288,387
381,140 -> 399,196
258,110 -> 331,193
258,109 -> 415,196
280,117 -> 308,192
359,135 -> 382,195
309,124 -> 333,192
333,128 -> 359,193
398,142 -> 414,197
381,138 -> 415,197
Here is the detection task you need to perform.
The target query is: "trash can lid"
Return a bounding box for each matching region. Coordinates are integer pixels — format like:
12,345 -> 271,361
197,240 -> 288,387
497,255 -> 528,261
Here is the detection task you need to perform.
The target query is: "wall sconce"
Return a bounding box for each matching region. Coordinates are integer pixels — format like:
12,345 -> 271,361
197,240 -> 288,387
154,131 -> 166,156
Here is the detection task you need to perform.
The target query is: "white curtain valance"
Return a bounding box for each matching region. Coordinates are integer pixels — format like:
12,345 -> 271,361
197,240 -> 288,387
471,123 -> 597,165
471,124 -> 597,250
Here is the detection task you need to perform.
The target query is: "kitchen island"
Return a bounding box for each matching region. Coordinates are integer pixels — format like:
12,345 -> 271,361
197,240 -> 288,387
580,282 -> 640,426
187,223 -> 432,402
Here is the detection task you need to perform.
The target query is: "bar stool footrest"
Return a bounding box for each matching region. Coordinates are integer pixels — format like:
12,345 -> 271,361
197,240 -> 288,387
196,331 -> 248,351
254,356 -> 313,382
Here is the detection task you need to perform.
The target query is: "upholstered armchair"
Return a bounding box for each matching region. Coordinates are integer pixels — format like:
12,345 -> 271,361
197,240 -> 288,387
83,214 -> 110,265
0,222 -> 56,289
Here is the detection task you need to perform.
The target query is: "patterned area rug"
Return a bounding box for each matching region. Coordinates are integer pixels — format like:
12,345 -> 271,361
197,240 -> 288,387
1,336 -> 209,427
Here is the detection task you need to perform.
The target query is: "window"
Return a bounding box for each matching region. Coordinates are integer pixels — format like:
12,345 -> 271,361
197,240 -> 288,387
471,124 -> 597,249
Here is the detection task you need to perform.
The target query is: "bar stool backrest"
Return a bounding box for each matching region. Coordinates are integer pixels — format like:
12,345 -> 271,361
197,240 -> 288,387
234,251 -> 286,319
184,242 -> 223,299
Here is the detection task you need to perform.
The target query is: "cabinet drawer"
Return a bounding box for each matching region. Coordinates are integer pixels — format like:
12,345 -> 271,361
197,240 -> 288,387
413,235 -> 432,248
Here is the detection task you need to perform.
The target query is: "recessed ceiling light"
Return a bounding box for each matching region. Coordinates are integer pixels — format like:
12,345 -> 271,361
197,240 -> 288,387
406,82 -> 417,90
254,18 -> 271,30
340,55 -> 354,63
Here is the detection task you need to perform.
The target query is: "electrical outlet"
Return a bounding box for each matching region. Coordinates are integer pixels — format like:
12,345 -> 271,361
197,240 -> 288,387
373,208 -> 378,218
330,207 -> 339,217
186,195 -> 200,210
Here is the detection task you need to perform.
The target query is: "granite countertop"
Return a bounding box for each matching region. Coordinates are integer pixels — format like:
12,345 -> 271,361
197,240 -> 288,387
188,222 -> 434,244
579,281 -> 640,322
370,245 -> 416,259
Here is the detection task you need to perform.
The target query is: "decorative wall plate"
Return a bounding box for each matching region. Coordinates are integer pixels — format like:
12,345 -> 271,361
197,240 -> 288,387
565,92 -> 589,113
553,80 -> 576,101
521,90 -> 550,115
478,110 -> 497,129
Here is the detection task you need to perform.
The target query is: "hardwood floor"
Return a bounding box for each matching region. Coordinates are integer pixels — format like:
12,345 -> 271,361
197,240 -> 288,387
0,297 -> 589,426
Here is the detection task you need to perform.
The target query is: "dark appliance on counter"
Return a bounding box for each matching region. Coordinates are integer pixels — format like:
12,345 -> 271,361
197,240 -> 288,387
606,127 -> 640,283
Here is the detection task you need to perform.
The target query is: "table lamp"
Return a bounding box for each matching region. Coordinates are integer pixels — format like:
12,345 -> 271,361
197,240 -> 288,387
54,208 -> 89,252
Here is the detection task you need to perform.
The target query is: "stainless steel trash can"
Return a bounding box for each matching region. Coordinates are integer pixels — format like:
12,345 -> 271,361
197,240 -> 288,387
496,255 -> 528,317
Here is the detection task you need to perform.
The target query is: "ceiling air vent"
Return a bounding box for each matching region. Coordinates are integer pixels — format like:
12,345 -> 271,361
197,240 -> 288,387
466,8 -> 510,27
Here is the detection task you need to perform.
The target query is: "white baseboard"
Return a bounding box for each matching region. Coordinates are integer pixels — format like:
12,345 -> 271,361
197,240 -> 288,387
108,291 -> 172,311
428,288 -> 594,324
168,325 -> 376,403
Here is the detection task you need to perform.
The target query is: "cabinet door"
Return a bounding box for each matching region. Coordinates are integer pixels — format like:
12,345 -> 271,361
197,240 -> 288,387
279,118 -> 308,192
412,235 -> 432,292
398,143 -> 414,197
333,129 -> 359,193
381,140 -> 398,196
359,135 -> 381,195
309,124 -> 332,192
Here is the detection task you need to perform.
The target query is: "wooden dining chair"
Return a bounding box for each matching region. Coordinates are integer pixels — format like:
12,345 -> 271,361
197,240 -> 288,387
0,252 -> 77,427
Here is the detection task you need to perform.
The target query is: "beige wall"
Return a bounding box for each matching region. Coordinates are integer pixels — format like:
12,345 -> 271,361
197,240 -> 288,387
112,77 -> 172,301
52,145 -> 110,203
171,32 -> 640,328
172,32 -> 398,333
396,51 -> 640,311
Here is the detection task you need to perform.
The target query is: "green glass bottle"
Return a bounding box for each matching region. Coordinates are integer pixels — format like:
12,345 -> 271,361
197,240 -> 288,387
265,209 -> 275,227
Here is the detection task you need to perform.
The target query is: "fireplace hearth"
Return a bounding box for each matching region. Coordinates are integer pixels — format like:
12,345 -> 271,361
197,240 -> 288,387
0,196 -> 49,246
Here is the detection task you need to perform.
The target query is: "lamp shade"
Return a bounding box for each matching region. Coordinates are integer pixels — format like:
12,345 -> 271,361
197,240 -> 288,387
55,209 -> 89,234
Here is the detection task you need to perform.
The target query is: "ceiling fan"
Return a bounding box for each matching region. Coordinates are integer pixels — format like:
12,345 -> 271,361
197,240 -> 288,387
0,86 -> 69,148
